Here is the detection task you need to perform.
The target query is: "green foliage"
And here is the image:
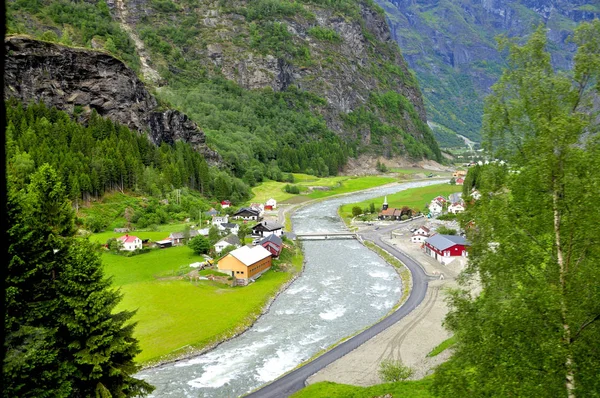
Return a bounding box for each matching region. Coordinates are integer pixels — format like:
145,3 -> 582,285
427,336 -> 457,357
376,160 -> 388,172
4,100 -> 250,209
378,359 -> 414,382
436,226 -> 457,235
160,80 -> 348,178
5,165 -> 154,396
291,378 -> 435,398
6,0 -> 140,71
308,26 -> 341,42
351,206 -> 363,217
188,235 -> 210,255
284,184 -> 300,194
433,22 -> 600,397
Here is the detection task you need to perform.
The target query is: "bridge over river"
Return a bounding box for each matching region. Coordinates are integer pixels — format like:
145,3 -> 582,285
295,232 -> 357,240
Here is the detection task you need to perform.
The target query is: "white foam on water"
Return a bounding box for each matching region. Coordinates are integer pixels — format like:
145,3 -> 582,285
320,276 -> 341,287
299,332 -> 327,346
319,305 -> 347,320
286,285 -> 311,295
254,325 -> 272,333
371,283 -> 389,292
255,347 -> 302,383
369,270 -> 392,279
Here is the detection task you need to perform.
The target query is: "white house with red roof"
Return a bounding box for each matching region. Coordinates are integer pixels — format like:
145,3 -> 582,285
221,200 -> 231,209
456,178 -> 465,185
117,234 -> 142,251
448,202 -> 465,214
429,200 -> 444,215
411,226 -> 431,243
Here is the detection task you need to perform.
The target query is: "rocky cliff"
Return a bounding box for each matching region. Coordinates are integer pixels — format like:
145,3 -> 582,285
106,0 -> 440,160
4,36 -> 219,163
376,0 -> 600,144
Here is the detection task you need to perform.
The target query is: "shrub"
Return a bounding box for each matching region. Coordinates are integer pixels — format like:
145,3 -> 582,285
378,359 -> 414,382
437,225 -> 457,235
352,206 -> 363,217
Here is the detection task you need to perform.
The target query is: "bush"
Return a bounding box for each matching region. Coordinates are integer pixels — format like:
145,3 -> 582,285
378,359 -> 414,382
352,206 -> 363,217
284,184 -> 300,194
188,235 -> 210,255
400,214 -> 409,221
437,225 -> 457,235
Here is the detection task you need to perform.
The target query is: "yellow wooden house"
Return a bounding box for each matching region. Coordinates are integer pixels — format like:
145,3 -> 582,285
217,245 -> 272,285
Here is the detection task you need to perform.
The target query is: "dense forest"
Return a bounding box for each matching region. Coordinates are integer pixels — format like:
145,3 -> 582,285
4,100 -> 254,208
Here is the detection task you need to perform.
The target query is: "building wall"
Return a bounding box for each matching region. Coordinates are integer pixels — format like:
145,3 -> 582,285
247,256 -> 272,278
218,255 -> 247,278
217,254 -> 272,281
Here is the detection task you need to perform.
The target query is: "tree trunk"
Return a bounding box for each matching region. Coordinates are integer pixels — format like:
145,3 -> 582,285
553,188 -> 576,398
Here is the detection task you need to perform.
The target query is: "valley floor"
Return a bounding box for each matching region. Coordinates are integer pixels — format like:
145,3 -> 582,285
307,219 -> 467,386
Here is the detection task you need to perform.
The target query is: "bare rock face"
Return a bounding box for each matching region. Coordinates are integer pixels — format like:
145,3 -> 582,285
4,36 -> 219,163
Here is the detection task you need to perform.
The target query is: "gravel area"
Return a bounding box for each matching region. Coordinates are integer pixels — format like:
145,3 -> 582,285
306,223 -> 467,386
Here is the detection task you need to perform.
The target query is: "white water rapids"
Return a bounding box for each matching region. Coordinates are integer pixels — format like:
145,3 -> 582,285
136,180 -> 442,397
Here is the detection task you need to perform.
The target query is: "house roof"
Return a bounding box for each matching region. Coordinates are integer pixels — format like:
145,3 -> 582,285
117,235 -> 139,243
430,200 -> 443,207
417,226 -> 430,233
229,245 -> 271,266
169,232 -> 185,239
426,234 -> 469,251
379,208 -> 400,216
217,234 -> 241,247
253,220 -> 283,231
260,234 -> 283,247
221,223 -> 238,229
234,207 -> 260,216
205,208 -> 218,216
221,200 -> 231,204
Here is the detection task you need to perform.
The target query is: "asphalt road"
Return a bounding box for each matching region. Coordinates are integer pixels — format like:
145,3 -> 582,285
245,224 -> 431,398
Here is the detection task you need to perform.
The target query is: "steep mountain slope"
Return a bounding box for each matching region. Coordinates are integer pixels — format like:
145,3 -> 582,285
376,0 -> 600,144
4,36 -> 218,163
5,0 -> 442,178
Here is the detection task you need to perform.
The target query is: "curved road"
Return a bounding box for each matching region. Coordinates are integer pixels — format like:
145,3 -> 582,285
245,223 -> 433,398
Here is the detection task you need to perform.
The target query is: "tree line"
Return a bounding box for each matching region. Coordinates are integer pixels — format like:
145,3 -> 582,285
5,100 -> 252,205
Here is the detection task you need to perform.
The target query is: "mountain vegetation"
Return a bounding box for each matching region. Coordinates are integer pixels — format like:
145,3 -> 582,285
5,100 -> 253,206
5,165 -> 154,397
5,0 -> 442,178
433,21 -> 600,397
378,0 -> 600,146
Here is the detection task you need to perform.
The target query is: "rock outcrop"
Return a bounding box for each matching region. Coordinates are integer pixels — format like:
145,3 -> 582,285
4,36 -> 219,163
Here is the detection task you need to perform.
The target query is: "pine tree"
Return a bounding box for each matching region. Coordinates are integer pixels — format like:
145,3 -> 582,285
4,165 -> 154,397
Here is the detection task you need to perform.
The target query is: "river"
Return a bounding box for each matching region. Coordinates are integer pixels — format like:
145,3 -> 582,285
137,179 -> 443,397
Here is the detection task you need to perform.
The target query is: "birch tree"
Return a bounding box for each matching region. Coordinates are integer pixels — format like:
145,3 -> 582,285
433,21 -> 600,397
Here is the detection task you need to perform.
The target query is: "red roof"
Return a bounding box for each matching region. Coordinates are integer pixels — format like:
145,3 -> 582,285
117,234 -> 139,243
221,200 -> 231,204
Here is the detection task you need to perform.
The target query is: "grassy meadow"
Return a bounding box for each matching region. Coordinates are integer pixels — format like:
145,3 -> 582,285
250,174 -> 396,204
339,183 -> 462,223
102,243 -> 303,365
291,378 -> 434,398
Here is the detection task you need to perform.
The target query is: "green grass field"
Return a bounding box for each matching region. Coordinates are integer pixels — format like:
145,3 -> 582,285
89,222 -> 197,245
250,175 -> 395,204
102,243 -> 303,365
290,378 -> 434,398
339,183 -> 462,223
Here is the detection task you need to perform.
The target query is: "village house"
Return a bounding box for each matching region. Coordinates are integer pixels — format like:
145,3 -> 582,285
452,170 -> 467,178
212,214 -> 229,226
249,203 -> 265,217
424,234 -> 469,265
217,245 -> 272,286
154,239 -> 173,249
116,234 -> 142,251
411,226 -> 431,243
114,227 -> 130,233
219,222 -> 240,234
265,198 -> 277,210
214,234 -> 242,254
429,200 -> 444,216
166,229 -> 201,246
260,234 -> 283,257
471,190 -> 482,200
252,220 -> 284,237
233,207 -> 261,221
221,200 -> 231,209
205,208 -> 218,217
433,195 -> 447,204
455,177 -> 465,185
448,202 -> 465,214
